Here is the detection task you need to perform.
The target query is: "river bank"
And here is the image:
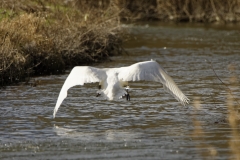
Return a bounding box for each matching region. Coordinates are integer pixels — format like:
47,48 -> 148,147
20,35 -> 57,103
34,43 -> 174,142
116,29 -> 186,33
1,0 -> 240,87
0,0 -> 124,87
118,0 -> 240,22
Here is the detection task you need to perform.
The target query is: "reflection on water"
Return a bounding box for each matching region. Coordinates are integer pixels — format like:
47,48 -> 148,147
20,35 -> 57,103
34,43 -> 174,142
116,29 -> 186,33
0,22 -> 240,159
54,125 -> 141,142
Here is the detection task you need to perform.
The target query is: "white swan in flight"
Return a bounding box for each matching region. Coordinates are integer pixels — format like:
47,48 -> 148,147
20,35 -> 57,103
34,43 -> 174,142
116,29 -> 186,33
53,60 -> 189,118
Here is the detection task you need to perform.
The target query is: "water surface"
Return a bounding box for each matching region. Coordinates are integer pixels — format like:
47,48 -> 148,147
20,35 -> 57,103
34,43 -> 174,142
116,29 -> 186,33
1,22 -> 240,160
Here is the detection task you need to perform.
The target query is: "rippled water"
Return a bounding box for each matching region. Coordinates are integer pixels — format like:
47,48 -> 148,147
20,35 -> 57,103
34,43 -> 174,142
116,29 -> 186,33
1,22 -> 240,159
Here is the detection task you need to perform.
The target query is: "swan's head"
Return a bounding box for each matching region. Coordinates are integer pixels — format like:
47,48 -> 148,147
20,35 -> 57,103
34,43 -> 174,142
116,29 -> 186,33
125,86 -> 130,93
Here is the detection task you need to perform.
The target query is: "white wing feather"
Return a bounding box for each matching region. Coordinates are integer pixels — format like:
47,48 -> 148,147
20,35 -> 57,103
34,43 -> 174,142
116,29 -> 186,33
118,60 -> 189,105
53,66 -> 106,118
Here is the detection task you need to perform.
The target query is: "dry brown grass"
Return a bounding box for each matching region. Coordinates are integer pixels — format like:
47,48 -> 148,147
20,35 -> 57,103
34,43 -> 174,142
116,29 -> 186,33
117,0 -> 240,22
0,13 -> 49,85
1,0 -> 240,86
0,0 -> 123,86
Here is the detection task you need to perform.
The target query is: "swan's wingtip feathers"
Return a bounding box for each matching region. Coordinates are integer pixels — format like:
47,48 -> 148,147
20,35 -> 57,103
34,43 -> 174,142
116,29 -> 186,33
53,111 -> 56,118
53,66 -> 105,119
181,97 -> 190,106
53,108 -> 57,118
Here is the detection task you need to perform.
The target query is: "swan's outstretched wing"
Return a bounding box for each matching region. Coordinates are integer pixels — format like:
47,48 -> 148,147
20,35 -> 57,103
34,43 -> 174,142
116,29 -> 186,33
53,66 -> 106,118
118,60 -> 189,105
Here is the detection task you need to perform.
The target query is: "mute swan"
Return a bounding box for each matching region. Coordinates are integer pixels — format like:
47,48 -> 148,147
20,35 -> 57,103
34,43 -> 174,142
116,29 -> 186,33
53,60 -> 189,118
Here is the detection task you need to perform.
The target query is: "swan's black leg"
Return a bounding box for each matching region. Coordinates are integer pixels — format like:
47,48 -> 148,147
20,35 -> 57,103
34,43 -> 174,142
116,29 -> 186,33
126,93 -> 130,101
96,93 -> 101,97
125,86 -> 130,101
96,84 -> 101,97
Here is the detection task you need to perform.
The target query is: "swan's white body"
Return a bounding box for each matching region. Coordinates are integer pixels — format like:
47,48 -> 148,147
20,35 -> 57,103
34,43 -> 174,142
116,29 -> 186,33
53,60 -> 189,118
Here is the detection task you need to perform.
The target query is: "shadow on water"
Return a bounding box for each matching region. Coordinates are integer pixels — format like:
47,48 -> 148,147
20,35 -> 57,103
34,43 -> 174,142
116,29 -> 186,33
0,22 -> 240,159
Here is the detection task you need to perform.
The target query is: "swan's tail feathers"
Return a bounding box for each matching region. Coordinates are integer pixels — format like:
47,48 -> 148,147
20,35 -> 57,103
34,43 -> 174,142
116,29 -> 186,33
161,71 -> 190,106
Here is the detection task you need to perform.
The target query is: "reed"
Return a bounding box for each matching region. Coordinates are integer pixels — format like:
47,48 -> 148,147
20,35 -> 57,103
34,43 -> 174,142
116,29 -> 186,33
192,97 -> 218,158
117,0 -> 240,22
191,64 -> 240,159
227,64 -> 240,160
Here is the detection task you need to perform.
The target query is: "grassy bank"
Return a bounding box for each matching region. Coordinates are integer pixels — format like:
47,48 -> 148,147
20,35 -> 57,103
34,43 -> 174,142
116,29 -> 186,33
117,0 -> 240,22
0,0 -> 123,87
1,0 -> 240,87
